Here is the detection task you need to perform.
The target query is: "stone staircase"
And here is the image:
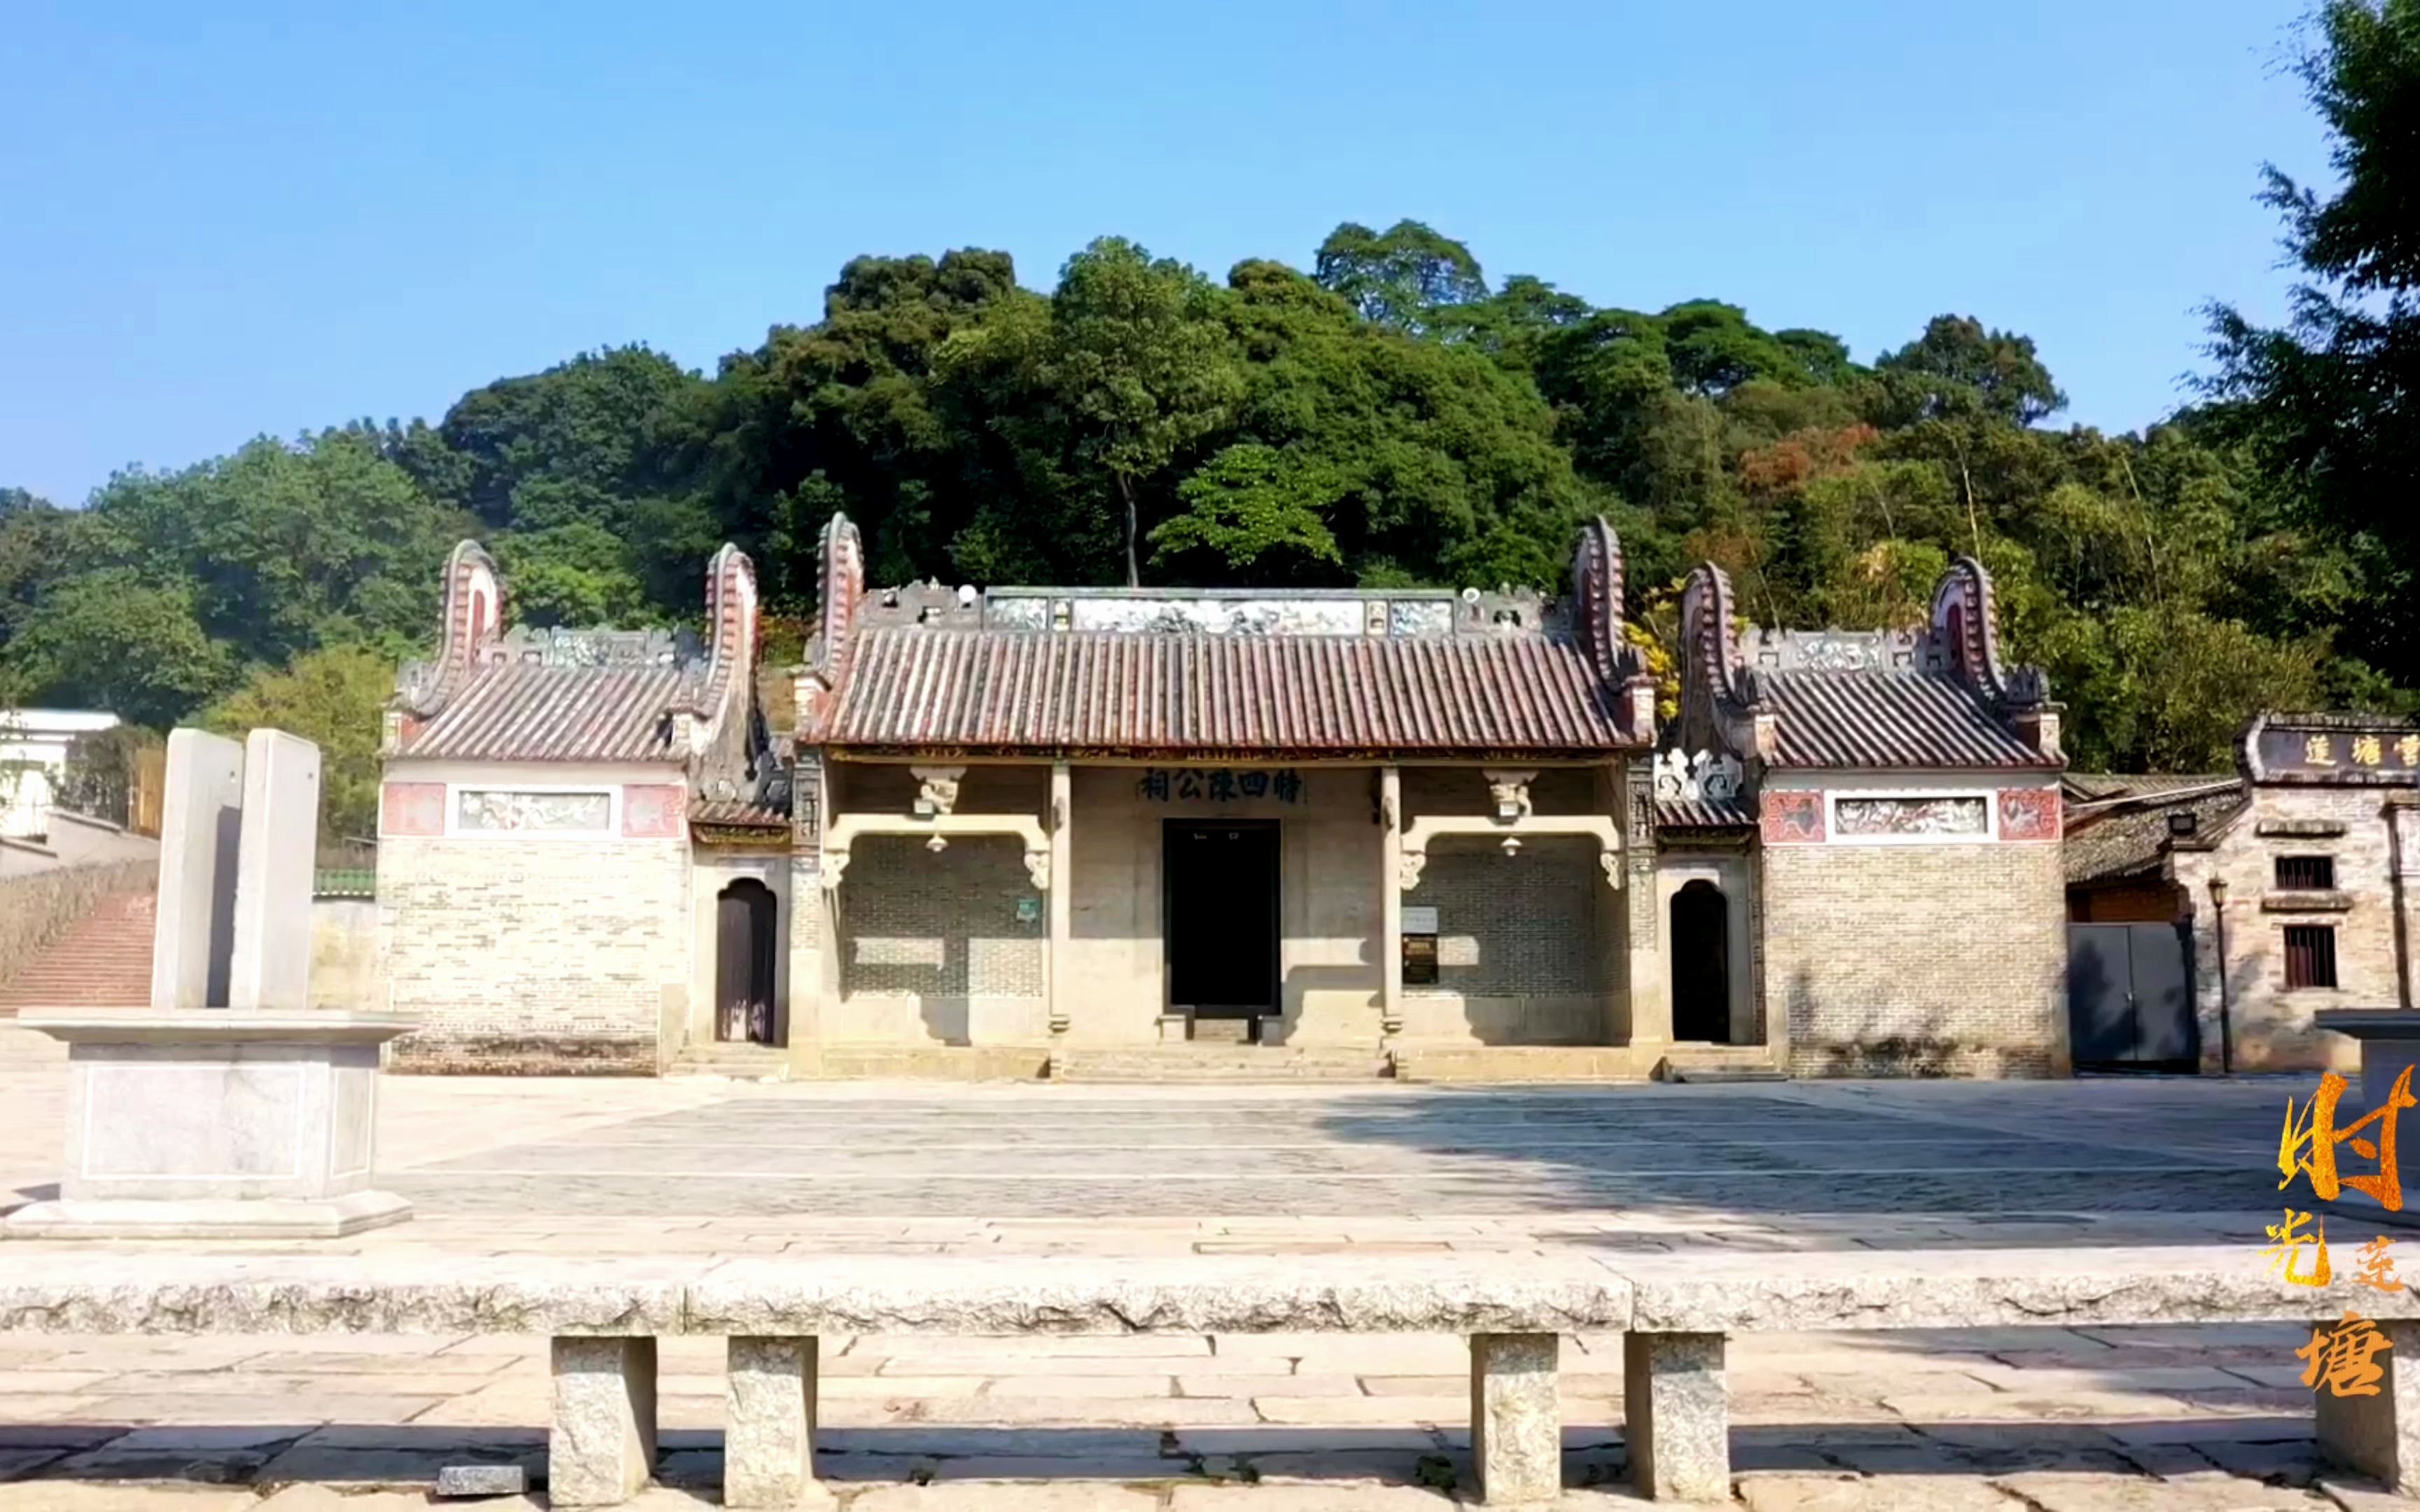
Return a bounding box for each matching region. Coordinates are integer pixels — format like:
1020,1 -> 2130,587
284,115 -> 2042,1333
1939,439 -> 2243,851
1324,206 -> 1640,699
1652,1042 -> 1788,1082
667,1040 -> 791,1080
0,887 -> 155,1017
1049,1044 -> 1391,1082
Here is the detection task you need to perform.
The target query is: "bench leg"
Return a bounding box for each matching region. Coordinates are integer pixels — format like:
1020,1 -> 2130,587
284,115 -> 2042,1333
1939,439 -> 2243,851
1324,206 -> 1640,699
2318,1316 -> 2420,1492
550,1336 -> 658,1507
726,1336 -> 830,1507
1625,1330 -> 1727,1502
1470,1331 -> 1560,1504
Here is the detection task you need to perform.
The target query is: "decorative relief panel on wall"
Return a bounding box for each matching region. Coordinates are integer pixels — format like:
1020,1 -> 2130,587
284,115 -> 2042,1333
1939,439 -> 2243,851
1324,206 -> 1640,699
1760,790 -> 1826,844
1834,794 -> 1989,839
1072,597 -> 1367,636
1997,787 -> 2061,841
380,781 -> 447,837
621,784 -> 687,839
455,790 -> 611,833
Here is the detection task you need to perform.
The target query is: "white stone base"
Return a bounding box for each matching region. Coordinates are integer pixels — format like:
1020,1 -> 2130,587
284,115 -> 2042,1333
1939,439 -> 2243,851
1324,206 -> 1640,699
4,1189 -> 413,1239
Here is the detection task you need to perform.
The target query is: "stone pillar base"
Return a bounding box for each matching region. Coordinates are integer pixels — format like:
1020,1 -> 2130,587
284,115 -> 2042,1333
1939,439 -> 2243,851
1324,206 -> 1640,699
1625,1329 -> 1729,1502
4,1190 -> 410,1240
1469,1331 -> 1560,1504
1,1011 -> 417,1242
2318,1315 -> 2420,1492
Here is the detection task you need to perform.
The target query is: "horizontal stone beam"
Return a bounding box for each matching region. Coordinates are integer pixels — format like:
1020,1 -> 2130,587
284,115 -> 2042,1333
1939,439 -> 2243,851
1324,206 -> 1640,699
0,1246 -> 2404,1338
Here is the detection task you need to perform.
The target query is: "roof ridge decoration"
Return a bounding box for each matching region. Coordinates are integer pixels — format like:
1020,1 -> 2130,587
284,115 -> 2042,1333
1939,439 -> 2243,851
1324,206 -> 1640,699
799,514 -> 865,737
1929,555 -> 2061,759
1677,561 -> 1777,764
395,539 -> 502,720
1570,517 -> 1658,740
683,544 -> 758,735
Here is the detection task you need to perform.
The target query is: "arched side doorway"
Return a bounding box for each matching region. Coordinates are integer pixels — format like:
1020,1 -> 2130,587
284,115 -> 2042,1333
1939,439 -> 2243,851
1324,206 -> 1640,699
1669,878 -> 1731,1044
716,878 -> 779,1045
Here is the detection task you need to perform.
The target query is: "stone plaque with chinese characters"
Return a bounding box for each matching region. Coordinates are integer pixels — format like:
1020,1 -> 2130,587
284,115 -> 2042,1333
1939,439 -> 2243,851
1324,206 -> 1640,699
1136,769 -> 1305,804
2252,717 -> 2420,787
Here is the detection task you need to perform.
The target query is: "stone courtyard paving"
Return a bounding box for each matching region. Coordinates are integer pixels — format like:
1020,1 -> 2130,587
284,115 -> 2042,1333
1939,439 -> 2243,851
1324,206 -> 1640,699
1,1065 -> 2414,1508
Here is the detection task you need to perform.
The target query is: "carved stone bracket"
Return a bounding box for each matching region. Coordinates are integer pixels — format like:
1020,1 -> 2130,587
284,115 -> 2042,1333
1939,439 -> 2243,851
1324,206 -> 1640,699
821,811 -> 1051,895
1398,813 -> 1622,891
910,764 -> 966,818
1480,768 -> 1537,822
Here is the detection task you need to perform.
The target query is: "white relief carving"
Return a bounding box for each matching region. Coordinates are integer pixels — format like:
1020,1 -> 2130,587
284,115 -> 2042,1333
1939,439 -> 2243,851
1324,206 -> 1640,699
820,849 -> 851,890
1653,749 -> 1745,803
1024,848 -> 1051,890
1834,794 -> 1988,838
1068,597 -> 1366,636
1399,849 -> 1428,891
1599,850 -> 1622,888
454,790 -> 610,832
1481,768 -> 1536,822
910,765 -> 965,818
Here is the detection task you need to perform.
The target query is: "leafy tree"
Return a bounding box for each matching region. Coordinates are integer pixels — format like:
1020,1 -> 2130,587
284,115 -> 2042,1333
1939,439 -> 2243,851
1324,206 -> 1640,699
1029,238 -> 1244,585
1313,219 -> 1489,332
1874,315 -> 2066,426
1149,443 -> 1344,582
493,523 -> 657,628
202,645 -> 396,841
1,570 -> 235,728
2203,0 -> 2420,687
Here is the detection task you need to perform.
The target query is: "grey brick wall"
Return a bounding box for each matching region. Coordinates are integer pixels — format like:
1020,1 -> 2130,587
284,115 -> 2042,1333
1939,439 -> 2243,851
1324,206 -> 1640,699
840,834 -> 1043,1000
1405,836 -> 1600,997
380,836 -> 688,1074
1762,839 -> 2066,1077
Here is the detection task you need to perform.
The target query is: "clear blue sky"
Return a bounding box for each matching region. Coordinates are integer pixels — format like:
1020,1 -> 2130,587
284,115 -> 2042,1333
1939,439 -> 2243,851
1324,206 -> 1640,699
1,1 -> 2330,507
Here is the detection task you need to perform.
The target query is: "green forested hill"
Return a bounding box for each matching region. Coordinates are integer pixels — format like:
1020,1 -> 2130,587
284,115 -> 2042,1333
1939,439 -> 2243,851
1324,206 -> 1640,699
6,0 -> 2419,806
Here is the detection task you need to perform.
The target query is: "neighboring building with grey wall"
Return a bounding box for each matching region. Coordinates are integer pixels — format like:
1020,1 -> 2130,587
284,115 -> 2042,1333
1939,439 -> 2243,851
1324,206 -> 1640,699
2065,713 -> 2420,1074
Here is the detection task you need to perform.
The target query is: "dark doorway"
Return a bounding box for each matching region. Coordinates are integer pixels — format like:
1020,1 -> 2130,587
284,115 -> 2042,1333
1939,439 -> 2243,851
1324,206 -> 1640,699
1165,820 -> 1280,1023
1669,879 -> 1731,1043
716,878 -> 779,1045
2067,922 -> 2198,1071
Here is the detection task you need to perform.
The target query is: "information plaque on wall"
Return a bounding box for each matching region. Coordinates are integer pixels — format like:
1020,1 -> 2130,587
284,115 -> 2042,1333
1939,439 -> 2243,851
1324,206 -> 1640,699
1402,934 -> 1439,986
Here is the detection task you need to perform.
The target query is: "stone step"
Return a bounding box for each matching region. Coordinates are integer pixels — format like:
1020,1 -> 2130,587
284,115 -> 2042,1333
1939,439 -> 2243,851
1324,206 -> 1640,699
667,1044 -> 791,1081
1050,1045 -> 1389,1083
1653,1044 -> 1786,1083
0,1023 -> 69,1064
0,883 -> 157,1014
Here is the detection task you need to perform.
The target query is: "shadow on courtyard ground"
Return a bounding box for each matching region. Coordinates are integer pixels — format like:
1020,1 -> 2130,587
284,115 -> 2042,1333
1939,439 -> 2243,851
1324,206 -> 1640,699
1309,1079 -> 2420,1245
0,1415 -> 2337,1494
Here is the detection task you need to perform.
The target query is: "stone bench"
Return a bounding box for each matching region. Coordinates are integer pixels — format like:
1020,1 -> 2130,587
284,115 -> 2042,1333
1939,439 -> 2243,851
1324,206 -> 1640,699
0,1247 -> 2406,1506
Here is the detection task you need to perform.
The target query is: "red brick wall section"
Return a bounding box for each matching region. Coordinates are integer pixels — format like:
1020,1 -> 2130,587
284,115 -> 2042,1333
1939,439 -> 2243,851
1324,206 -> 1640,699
1761,790 -> 1824,844
622,784 -> 686,839
1999,787 -> 2061,841
381,782 -> 446,837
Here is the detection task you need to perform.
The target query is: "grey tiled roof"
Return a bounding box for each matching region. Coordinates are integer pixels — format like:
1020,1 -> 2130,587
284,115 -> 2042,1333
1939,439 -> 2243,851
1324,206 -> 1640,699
400,663 -> 695,763
1759,669 -> 2057,771
815,626 -> 1648,757
1655,797 -> 1754,830
2061,775 -> 2246,884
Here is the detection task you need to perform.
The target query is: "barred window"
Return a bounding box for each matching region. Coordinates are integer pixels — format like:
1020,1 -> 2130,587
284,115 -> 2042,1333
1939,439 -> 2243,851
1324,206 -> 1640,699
2276,855 -> 2336,890
2284,925 -> 2339,990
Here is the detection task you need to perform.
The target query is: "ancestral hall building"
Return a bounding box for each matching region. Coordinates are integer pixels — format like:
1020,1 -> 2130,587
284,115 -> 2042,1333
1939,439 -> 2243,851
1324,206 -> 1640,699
377,515 -> 2071,1079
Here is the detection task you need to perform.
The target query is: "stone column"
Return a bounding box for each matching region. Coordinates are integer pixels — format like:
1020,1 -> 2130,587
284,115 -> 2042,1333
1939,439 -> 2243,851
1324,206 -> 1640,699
151,728 -> 244,1010
2391,795 -> 2420,1010
786,756 -> 826,1077
2317,1315 -> 2420,1492
549,1336 -> 658,1506
1625,1330 -> 1727,1502
228,729 -> 321,1011
1622,758 -> 1671,1049
1379,765 -> 1403,1040
1468,1331 -> 1559,1504
725,1336 -> 826,1507
1048,762 -> 1073,1035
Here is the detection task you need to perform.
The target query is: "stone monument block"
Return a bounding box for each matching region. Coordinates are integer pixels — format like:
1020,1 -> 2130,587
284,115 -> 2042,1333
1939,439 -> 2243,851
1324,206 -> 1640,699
229,728 -> 321,1011
4,725 -> 414,1240
150,728 -> 244,1011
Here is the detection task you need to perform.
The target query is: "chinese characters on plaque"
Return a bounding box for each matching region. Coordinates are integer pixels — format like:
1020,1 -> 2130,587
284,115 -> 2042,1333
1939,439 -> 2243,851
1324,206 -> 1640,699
1137,769 -> 1305,804
2262,1065 -> 2418,1396
2255,718 -> 2420,783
